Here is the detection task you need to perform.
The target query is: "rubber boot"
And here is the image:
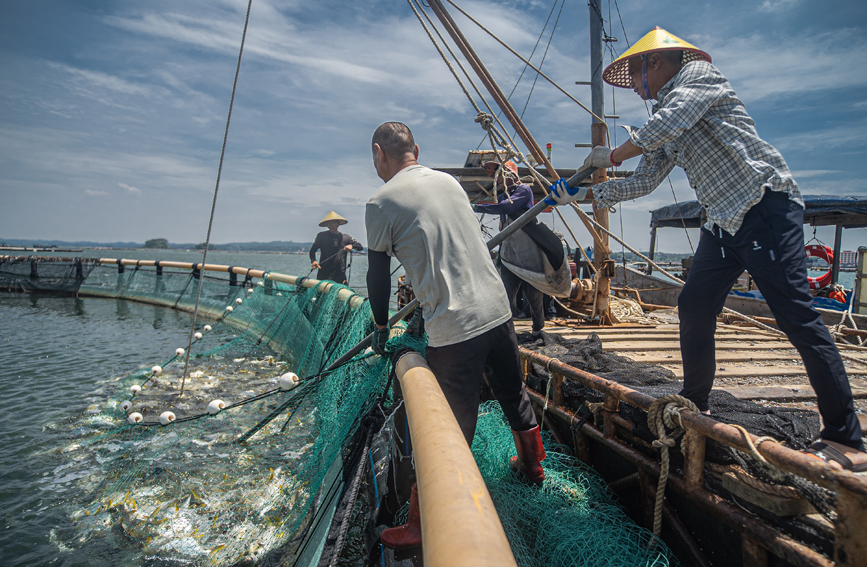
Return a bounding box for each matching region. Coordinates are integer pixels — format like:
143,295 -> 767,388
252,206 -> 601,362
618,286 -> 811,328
510,426 -> 546,484
381,483 -> 422,549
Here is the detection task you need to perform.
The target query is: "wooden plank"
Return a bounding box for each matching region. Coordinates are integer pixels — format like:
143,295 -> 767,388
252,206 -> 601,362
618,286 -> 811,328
719,384 -> 867,401
627,352 -> 804,364
593,333 -> 781,342
665,366 -> 867,379
601,341 -> 795,352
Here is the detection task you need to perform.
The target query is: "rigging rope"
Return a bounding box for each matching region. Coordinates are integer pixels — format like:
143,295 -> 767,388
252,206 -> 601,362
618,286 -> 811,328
180,0 -> 255,396
517,0 -> 565,123
444,0 -> 605,124
474,0 -> 561,151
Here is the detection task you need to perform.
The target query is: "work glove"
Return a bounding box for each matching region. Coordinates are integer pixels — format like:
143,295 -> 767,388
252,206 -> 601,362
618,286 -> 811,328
544,178 -> 588,206
371,325 -> 390,357
405,307 -> 425,337
581,146 -> 620,170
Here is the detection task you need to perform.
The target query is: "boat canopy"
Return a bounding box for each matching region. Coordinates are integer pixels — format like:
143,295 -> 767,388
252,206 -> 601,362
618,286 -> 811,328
649,194 -> 867,229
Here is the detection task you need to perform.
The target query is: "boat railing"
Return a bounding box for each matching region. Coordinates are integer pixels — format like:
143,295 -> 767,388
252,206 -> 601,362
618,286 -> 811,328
518,348 -> 867,567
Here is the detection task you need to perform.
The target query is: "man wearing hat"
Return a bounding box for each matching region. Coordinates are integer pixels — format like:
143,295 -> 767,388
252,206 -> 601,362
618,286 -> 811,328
309,211 -> 363,285
474,160 -> 568,336
546,27 -> 865,470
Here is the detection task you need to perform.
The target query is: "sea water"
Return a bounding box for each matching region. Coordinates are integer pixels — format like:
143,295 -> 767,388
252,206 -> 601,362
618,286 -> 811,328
0,251 -> 390,566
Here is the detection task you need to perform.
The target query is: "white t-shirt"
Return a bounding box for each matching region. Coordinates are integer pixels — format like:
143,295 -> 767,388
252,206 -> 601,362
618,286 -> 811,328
366,164 -> 511,347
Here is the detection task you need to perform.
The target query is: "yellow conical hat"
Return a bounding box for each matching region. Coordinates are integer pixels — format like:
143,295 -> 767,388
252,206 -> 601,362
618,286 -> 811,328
602,27 -> 711,89
319,211 -> 348,227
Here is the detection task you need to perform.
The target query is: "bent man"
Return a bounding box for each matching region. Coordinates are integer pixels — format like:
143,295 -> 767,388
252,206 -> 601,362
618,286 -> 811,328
366,122 -> 546,549
309,211 -> 363,284
548,27 -> 865,470
473,160 -> 569,337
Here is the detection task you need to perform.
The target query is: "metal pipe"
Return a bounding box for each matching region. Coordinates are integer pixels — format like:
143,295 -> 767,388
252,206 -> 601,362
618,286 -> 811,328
395,353 -> 517,567
832,224 -> 843,287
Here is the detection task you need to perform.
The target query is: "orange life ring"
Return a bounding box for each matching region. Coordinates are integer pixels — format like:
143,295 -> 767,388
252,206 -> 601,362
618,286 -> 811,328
805,244 -> 833,290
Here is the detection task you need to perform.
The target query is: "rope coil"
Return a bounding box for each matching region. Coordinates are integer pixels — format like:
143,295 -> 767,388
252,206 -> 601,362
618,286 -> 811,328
646,394 -> 698,546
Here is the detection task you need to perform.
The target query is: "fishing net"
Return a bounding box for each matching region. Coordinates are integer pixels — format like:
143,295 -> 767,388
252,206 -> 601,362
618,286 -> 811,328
472,402 -> 679,567
0,255 -> 101,293
23,259 -> 409,566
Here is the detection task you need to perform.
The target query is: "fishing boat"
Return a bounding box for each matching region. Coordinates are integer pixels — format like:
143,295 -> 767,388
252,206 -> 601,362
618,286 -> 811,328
3,1 -> 867,566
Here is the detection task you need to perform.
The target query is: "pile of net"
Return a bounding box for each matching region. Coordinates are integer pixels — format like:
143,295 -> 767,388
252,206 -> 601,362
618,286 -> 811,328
50,267 -> 398,566
520,331 -> 836,549
472,402 -> 679,567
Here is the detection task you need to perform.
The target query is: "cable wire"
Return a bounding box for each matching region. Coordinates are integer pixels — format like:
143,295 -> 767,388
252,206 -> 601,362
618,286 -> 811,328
180,0 -> 254,396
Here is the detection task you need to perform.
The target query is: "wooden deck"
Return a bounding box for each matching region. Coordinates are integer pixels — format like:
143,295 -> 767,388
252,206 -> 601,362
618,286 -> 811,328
514,318 -> 867,431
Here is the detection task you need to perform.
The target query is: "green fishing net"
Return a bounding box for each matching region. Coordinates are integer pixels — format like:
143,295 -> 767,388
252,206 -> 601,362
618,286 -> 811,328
55,265 -> 396,565
7,259 -> 680,566
472,402 -> 680,567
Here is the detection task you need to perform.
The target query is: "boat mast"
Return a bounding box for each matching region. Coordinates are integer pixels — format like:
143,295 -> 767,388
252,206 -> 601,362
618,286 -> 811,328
589,0 -> 612,324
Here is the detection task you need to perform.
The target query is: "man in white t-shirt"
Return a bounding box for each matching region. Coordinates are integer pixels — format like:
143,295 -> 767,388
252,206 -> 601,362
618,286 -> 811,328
365,122 -> 545,549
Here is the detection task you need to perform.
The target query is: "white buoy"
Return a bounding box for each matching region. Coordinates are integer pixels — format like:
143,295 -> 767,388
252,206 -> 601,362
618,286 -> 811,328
203,325 -> 212,332
130,385 -> 141,395
276,293 -> 282,297
247,288 -> 254,294
235,298 -> 243,305
151,365 -> 162,375
120,401 -> 132,412
159,411 -> 176,425
194,332 -> 202,340
128,412 -> 143,424
208,399 -> 226,415
176,348 -> 185,356
257,281 -> 264,287
279,372 -> 300,391
225,306 -> 234,313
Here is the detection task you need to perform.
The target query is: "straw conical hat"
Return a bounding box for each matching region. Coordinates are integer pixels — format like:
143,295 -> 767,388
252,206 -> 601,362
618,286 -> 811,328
602,27 -> 711,89
319,211 -> 348,227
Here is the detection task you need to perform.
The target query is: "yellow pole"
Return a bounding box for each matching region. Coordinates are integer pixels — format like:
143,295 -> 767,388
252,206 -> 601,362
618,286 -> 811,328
394,353 -> 517,567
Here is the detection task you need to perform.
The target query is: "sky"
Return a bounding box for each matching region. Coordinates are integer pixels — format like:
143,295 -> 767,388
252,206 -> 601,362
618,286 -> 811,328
1,0 -> 865,253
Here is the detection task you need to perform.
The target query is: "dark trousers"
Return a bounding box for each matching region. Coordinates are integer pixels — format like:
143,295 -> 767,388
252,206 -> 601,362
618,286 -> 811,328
501,264 -> 545,333
678,191 -> 862,449
425,320 -> 537,445
316,269 -> 347,285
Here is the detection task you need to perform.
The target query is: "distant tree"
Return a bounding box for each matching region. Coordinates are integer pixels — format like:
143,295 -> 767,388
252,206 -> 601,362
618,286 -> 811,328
143,238 -> 170,249
194,242 -> 217,250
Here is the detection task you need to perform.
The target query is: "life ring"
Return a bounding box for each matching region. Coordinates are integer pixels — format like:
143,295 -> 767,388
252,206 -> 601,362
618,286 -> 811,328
805,244 -> 833,290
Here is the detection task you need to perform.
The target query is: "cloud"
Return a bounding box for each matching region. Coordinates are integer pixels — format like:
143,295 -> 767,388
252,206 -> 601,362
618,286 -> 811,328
758,0 -> 800,12
697,28 -> 867,102
84,189 -> 109,196
789,170 -> 838,179
119,182 -> 141,195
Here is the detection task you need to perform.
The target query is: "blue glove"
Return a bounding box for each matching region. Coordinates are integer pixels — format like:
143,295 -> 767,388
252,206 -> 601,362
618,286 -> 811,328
372,325 -> 389,357
544,178 -> 588,206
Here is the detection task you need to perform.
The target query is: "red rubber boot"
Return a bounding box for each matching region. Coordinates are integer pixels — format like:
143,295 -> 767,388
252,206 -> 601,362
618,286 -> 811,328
381,483 -> 422,549
510,426 -> 546,484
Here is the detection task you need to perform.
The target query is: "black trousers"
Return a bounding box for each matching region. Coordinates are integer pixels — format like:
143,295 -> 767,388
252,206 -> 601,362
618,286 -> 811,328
316,269 -> 347,285
501,264 -> 545,333
678,190 -> 862,449
425,320 -> 538,445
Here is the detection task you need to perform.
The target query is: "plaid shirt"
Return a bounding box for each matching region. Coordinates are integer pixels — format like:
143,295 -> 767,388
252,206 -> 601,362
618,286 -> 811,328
593,61 -> 803,235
